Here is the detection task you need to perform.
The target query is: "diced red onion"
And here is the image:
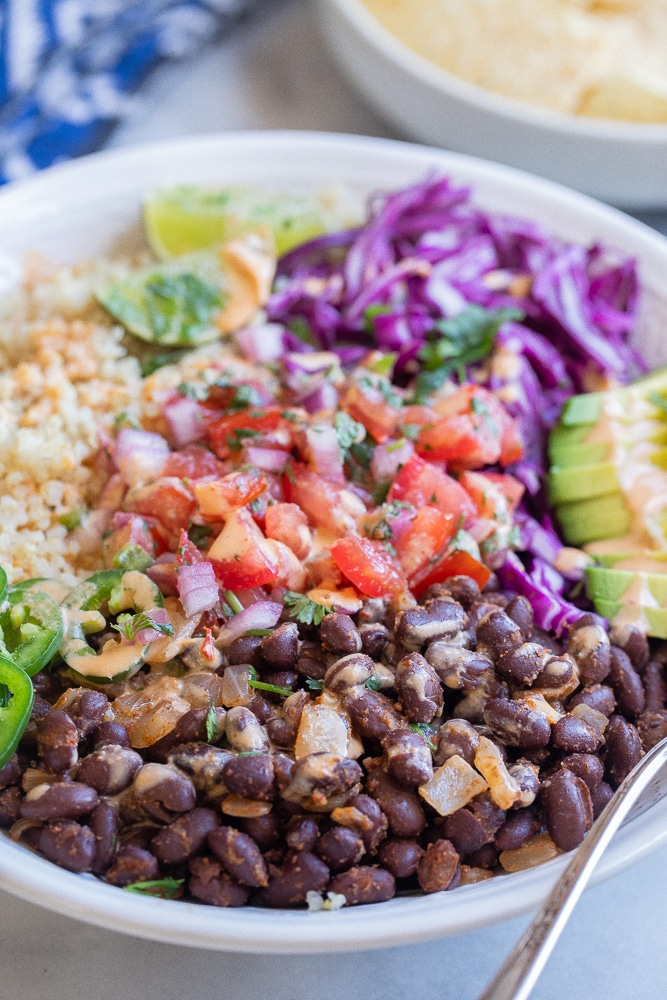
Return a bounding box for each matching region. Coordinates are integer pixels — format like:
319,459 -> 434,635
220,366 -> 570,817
176,561 -> 219,618
236,323 -> 285,363
370,438 -> 414,483
243,446 -> 290,474
216,600 -> 283,647
114,428 -> 170,489
147,559 -> 178,597
304,423 -> 344,482
163,396 -> 205,449
302,381 -> 338,414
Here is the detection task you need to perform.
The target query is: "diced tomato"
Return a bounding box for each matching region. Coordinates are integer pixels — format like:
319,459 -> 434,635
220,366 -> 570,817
207,407 -> 293,460
101,515 -> 156,566
412,549 -> 492,597
459,470 -> 525,521
125,477 -> 197,543
330,535 -> 406,598
265,539 -> 308,591
388,454 -> 476,522
265,502 -> 312,560
207,507 -> 279,589
394,505 -> 457,582
341,377 -> 400,444
194,468 -> 268,519
398,404 -> 439,435
162,445 -> 226,481
284,461 -> 365,536
203,379 -> 274,411
419,385 -> 522,470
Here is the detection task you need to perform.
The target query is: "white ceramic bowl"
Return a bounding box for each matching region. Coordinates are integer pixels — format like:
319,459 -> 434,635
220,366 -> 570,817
314,0 -> 667,210
2,130 -> 667,953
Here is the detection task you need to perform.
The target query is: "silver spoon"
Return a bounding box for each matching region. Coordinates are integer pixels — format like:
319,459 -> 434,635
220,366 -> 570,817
477,735 -> 667,1000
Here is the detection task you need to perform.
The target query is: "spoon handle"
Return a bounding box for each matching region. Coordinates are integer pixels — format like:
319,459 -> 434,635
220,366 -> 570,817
477,737 -> 667,1000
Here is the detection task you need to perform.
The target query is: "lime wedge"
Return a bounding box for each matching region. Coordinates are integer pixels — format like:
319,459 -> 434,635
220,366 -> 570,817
97,253 -> 225,347
143,185 -> 328,259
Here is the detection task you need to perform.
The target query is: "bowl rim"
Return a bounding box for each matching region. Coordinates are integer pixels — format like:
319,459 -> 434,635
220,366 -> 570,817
320,0 -> 667,142
2,129 -> 667,953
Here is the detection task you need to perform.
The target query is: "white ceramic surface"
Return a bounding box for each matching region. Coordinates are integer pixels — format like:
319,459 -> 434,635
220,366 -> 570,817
314,0 -> 667,210
2,130 -> 667,954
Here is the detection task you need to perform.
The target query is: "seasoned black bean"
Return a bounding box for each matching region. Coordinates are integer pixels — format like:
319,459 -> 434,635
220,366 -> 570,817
133,763 -> 196,822
605,715 -> 643,786
636,710 -> 667,751
286,816 -> 320,852
259,621 -> 299,668
261,851 -> 330,907
316,826 -> 365,872
328,865 -> 395,905
189,856 -> 250,906
238,813 -> 282,852
344,688 -> 406,741
66,689 -> 109,738
643,661 -> 667,712
319,614 -> 362,655
333,794 -> 388,853
382,729 -> 433,786
21,781 -> 98,821
222,753 -> 275,801
476,610 -> 523,659
417,839 -> 460,893
505,596 -> 534,641
483,698 -> 551,748
166,744 -> 232,802
552,714 -> 604,754
608,623 -> 650,672
494,810 -> 540,851
425,642 -> 492,690
425,575 -> 481,609
541,768 -> 593,851
324,653 -> 374,695
608,647 -> 646,718
559,753 -> 604,789
225,706 -> 269,753
285,753 -> 362,810
0,787 -> 22,826
36,710 -> 79,772
359,622 -> 390,659
365,765 -> 426,838
568,684 -> 616,717
377,837 -> 423,878
394,599 -> 467,649
496,642 -> 547,685
208,825 -> 269,887
435,719 -> 480,766
443,795 -> 505,855
93,721 -> 131,750
105,844 -> 160,887
151,807 -> 221,864
567,619 -> 611,684
0,754 -> 21,790
39,820 -> 96,873
227,634 -> 265,667
76,745 -> 143,795
590,781 -> 614,818
89,799 -> 119,874
394,652 -> 443,723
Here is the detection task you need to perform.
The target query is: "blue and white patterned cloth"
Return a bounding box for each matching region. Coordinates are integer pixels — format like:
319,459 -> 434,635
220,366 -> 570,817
0,0 -> 267,185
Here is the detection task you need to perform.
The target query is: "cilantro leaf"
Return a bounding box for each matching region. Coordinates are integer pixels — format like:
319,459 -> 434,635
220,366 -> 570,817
408,722 -> 437,753
284,591 -> 332,626
123,878 -> 185,899
413,304 -> 523,401
334,411 -> 365,451
111,612 -> 173,642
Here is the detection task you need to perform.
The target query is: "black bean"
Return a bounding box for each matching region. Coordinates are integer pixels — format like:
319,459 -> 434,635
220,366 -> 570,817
336,794 -> 388,853
425,642 -> 492,691
494,810 -> 540,851
382,729 -> 433,786
394,599 -> 467,649
222,754 -> 275,801
89,799 -> 119,874
227,634 -> 265,667
359,623 -> 390,659
328,865 -> 395,905
105,844 -> 160,887
365,766 -> 426,838
568,684 -> 616,717
21,781 -> 98,821
76,745 -> 143,795
559,753 -> 604,789
505,596 -> 534,641
552,715 -> 604,754
395,652 -> 443,723
0,787 -> 22,826
483,698 -> 551,748
316,826 -> 365,872
496,642 -> 547,685
151,807 -> 221,864
590,781 -> 614,818
377,837 -> 423,878
238,812 -> 282,852
36,710 -> 79,773
324,653 -> 374,695
261,851 -> 330,907
476,610 -> 523,659
0,754 -> 21,790
417,839 -> 460,893
605,715 -> 643,787
567,620 -> 611,684
92,721 -> 131,750
189,856 -> 250,906
608,647 -> 645,718
608,624 -> 650,673
133,763 -> 196,822
259,621 -> 299,668
208,826 -> 269,887
66,689 -> 108,738
39,820 -> 96,873
636,710 -> 667,751
285,816 -> 320,853
435,719 -> 480,766
344,688 -> 406,741
541,769 -> 593,851
643,662 -> 667,712
320,614 -> 362,655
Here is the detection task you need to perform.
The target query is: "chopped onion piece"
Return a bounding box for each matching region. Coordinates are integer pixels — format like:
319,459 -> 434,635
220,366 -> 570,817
114,428 -> 169,488
176,561 -> 219,618
215,600 -> 283,647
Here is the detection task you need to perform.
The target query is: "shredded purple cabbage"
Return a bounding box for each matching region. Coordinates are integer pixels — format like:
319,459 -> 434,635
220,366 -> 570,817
262,174 -> 644,633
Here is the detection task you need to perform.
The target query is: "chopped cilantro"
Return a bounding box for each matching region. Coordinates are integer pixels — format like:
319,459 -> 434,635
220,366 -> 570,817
334,411 -> 365,451
58,506 -> 89,531
408,722 -> 437,753
187,523 -> 212,548
205,702 -> 220,743
305,677 -> 324,691
226,384 -> 262,411
140,348 -> 192,377
365,675 -> 382,691
111,612 -> 173,642
123,878 -> 185,899
284,591 -> 331,626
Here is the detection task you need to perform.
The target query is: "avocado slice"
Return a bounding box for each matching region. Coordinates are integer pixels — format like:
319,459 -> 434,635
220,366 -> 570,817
553,493 -> 632,546
547,462 -> 621,505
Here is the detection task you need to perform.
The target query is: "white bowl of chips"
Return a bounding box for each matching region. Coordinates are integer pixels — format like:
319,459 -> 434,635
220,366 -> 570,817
315,0 -> 667,210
